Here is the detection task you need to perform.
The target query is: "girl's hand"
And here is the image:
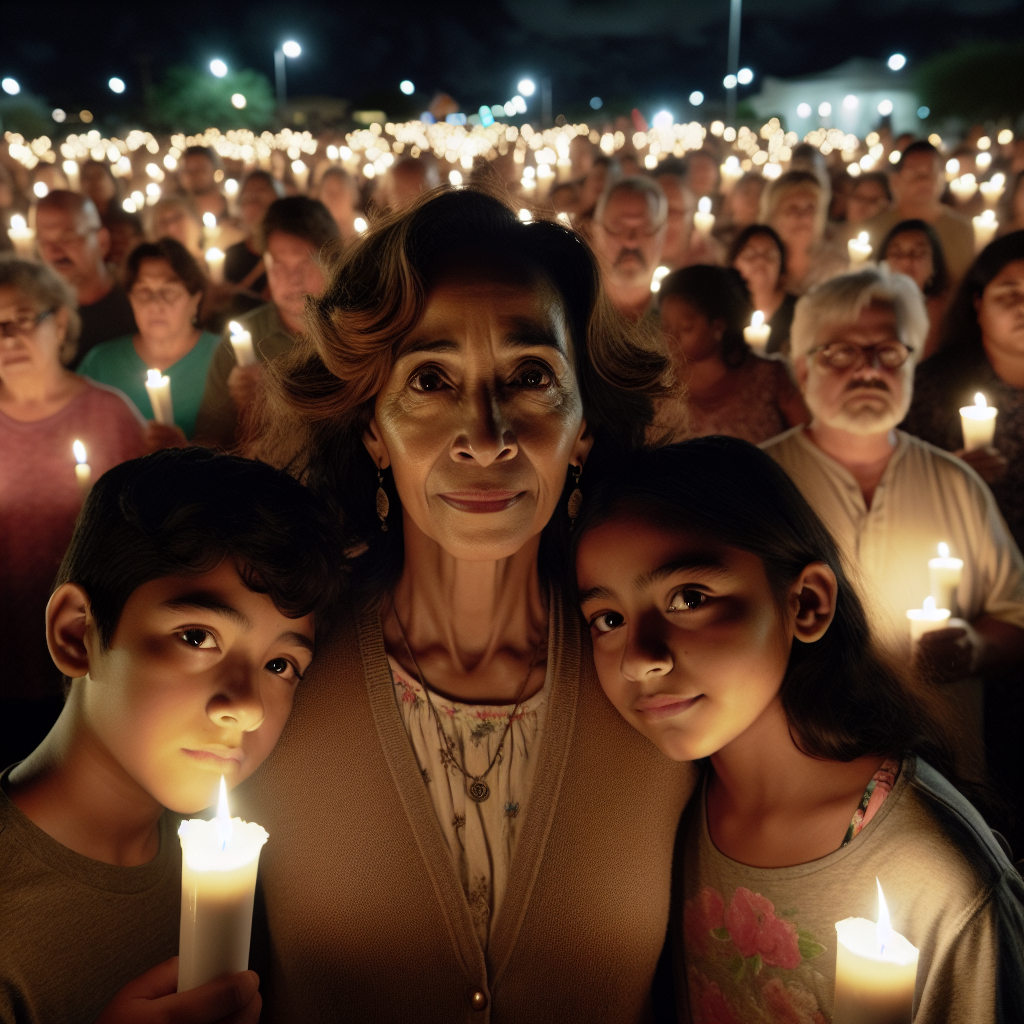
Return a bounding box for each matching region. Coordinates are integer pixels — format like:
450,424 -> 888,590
145,422 -> 189,452
954,446 -> 1008,484
94,957 -> 261,1024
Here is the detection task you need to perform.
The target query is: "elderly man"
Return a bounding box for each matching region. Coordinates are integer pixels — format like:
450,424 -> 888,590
36,191 -> 136,366
590,176 -> 667,321
194,195 -> 338,449
763,268 -> 1024,768
864,141 -> 973,281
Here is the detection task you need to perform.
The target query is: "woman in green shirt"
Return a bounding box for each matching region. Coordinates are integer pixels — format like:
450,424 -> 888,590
77,238 -> 219,443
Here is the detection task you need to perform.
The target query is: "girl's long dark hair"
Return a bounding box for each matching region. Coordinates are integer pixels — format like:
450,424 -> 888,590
572,438 -> 974,791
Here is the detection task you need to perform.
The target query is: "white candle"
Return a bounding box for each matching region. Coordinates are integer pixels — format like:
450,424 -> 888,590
7,214 -> 35,259
291,160 -> 310,193
979,173 -> 1005,206
906,595 -> 951,643
743,310 -> 771,352
228,321 -> 257,367
848,231 -> 873,268
693,196 -> 715,238
145,368 -> 175,426
959,392 -> 997,451
202,212 -> 220,249
205,247 -> 225,283
834,880 -> 919,1024
177,777 -> 269,991
72,439 -> 91,492
972,209 -> 998,252
649,265 -> 671,294
928,542 -> 963,614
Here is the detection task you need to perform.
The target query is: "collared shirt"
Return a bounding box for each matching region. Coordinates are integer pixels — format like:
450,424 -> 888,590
761,426 -> 1024,650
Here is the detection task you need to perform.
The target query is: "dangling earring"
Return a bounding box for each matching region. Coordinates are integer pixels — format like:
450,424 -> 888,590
567,464 -> 583,527
376,468 -> 390,532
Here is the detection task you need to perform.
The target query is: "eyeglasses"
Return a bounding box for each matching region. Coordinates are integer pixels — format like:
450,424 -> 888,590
807,340 -> 914,371
0,308 -> 55,339
885,246 -> 931,262
598,221 -> 663,239
130,285 -> 189,305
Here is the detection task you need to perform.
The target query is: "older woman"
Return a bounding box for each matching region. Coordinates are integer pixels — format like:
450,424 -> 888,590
0,258 -> 145,765
760,170 -> 847,295
241,188 -> 696,1020
77,238 -> 219,444
729,223 -> 798,354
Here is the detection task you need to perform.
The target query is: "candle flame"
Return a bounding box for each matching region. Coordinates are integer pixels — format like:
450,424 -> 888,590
697,196 -> 712,214
938,542 -> 949,559
72,439 -> 87,464
11,213 -> 27,231
205,247 -> 224,261
923,596 -> 936,613
857,231 -> 869,245
228,320 -> 242,337
751,310 -> 765,329
974,392 -> 987,409
876,878 -> 893,956
147,368 -> 162,386
203,212 -> 217,228
215,775 -> 233,849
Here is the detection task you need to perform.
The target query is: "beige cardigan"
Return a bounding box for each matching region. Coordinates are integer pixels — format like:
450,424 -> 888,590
238,591 -> 697,1023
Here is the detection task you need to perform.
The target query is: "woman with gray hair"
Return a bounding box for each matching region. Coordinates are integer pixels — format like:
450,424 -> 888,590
0,257 -> 146,766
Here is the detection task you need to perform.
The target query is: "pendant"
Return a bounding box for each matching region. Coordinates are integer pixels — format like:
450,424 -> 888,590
468,779 -> 490,803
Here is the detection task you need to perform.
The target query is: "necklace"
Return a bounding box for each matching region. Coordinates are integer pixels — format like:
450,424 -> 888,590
390,602 -> 544,804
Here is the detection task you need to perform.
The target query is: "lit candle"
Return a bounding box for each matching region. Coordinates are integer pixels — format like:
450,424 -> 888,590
291,160 -> 309,192
959,392 -> 997,451
979,173 -> 1005,206
649,265 -> 671,294
848,231 -> 873,267
72,439 -> 91,492
743,310 -> 771,352
972,209 -> 998,252
928,542 -> 963,614
7,214 -> 35,259
906,595 -> 951,643
228,321 -> 257,367
145,368 -> 175,426
204,247 -> 225,283
202,212 -> 219,249
834,880 -> 919,1024
177,777 -> 269,991
224,177 -> 240,216
693,196 -> 715,238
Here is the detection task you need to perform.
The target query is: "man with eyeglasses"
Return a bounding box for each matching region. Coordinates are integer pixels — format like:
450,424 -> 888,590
35,191 -> 136,367
763,268 -> 1023,771
589,177 -> 668,322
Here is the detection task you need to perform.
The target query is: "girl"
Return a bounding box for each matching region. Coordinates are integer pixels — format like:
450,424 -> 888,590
573,437 -> 1024,1024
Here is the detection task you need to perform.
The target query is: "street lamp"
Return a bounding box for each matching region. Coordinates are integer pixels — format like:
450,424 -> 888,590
275,41 -> 302,107
210,59 -> 228,78
108,77 -> 125,93
1,77 -> 20,96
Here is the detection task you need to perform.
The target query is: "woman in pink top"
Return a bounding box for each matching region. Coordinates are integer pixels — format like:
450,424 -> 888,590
0,258 -> 146,765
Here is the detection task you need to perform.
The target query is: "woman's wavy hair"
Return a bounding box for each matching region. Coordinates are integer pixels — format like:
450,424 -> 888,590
247,183 -> 673,595
571,438 -> 969,785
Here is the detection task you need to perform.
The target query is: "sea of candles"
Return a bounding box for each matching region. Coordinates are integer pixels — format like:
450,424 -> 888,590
743,310 -> 771,352
145,369 -> 175,426
847,231 -> 873,267
72,439 -> 91,492
959,392 -> 997,451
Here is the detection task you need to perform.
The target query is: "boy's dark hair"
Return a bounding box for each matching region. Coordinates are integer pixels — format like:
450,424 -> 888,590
54,447 -> 344,648
572,438 -> 966,783
258,196 -> 340,254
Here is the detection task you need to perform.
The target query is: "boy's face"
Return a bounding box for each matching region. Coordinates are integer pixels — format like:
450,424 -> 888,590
81,560 -> 314,814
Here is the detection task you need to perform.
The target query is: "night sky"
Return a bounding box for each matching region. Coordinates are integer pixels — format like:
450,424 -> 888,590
6,0 -> 1022,121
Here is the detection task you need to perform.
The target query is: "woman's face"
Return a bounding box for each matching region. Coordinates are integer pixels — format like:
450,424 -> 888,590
363,273 -> 592,562
576,516 -> 792,762
239,178 -> 279,231
772,188 -> 819,249
129,258 -> 201,343
846,179 -> 889,226
883,230 -> 935,292
660,294 -> 723,364
977,258 -> 1024,360
733,234 -> 783,296
0,285 -> 70,386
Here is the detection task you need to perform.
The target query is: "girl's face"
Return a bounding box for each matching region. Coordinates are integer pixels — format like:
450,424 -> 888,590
733,234 -> 783,295
976,258 -> 1024,359
660,294 -> 723,364
883,230 -> 934,292
576,514 -> 818,762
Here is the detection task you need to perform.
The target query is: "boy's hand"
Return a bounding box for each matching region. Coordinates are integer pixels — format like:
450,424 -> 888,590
95,957 -> 261,1024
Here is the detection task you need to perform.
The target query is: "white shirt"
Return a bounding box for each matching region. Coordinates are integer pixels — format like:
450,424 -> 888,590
762,426 -> 1024,650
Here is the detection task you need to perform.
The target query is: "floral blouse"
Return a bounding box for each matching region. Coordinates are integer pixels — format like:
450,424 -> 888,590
388,655 -> 550,948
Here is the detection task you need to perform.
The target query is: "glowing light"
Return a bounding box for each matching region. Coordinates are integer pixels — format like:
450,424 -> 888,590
231,93 -> 246,109
73,440 -> 88,464
203,213 -> 217,229
210,59 -> 228,78
1,78 -> 19,96
512,94 -> 527,114
517,78 -> 536,97
399,80 -> 414,95
818,101 -> 832,117
887,53 -> 907,71
877,99 -> 893,116
697,196 -> 712,214
917,106 -> 930,120
33,182 -> 48,198
796,102 -> 811,118
652,110 -> 673,129
889,150 -> 901,164
723,74 -> 738,89
282,41 -> 302,59
448,169 -> 463,187
689,91 -> 704,106
52,108 -> 66,122
216,776 -> 233,849
590,96 -> 603,110
518,208 -> 533,222
997,129 -> 1013,145
650,265 -> 671,293
938,542 -> 950,559
122,198 -> 137,213
79,110 -> 93,123
737,67 -> 753,86
843,94 -> 859,109
945,158 -> 960,175
354,217 -> 367,233
478,105 -> 495,126
108,77 -> 125,93
974,392 -> 988,410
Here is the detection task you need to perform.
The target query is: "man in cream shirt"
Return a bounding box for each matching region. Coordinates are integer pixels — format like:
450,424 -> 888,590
762,269 -> 1023,766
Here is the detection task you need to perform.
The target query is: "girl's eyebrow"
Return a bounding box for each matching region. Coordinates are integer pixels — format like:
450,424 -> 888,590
635,556 -> 731,589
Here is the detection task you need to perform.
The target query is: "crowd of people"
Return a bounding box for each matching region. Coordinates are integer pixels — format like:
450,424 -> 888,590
1,116 -> 1023,1023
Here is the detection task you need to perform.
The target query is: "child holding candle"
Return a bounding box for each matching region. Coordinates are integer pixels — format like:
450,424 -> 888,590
573,439 -> 1024,1024
0,447 -> 343,1024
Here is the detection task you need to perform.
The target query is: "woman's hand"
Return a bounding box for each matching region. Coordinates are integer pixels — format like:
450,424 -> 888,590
227,364 -> 263,415
94,958 -> 261,1024
916,618 -> 982,682
145,421 -> 189,452
954,445 -> 1008,484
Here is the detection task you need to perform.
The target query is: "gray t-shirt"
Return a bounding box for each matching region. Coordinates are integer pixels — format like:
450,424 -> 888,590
0,770 -> 181,1023
675,758 -> 1024,1023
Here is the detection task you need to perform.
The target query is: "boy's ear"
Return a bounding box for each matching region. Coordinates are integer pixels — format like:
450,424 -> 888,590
46,583 -> 93,679
790,561 -> 838,644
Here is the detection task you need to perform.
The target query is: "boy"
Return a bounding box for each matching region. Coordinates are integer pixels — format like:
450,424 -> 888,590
1,447 -> 341,1024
